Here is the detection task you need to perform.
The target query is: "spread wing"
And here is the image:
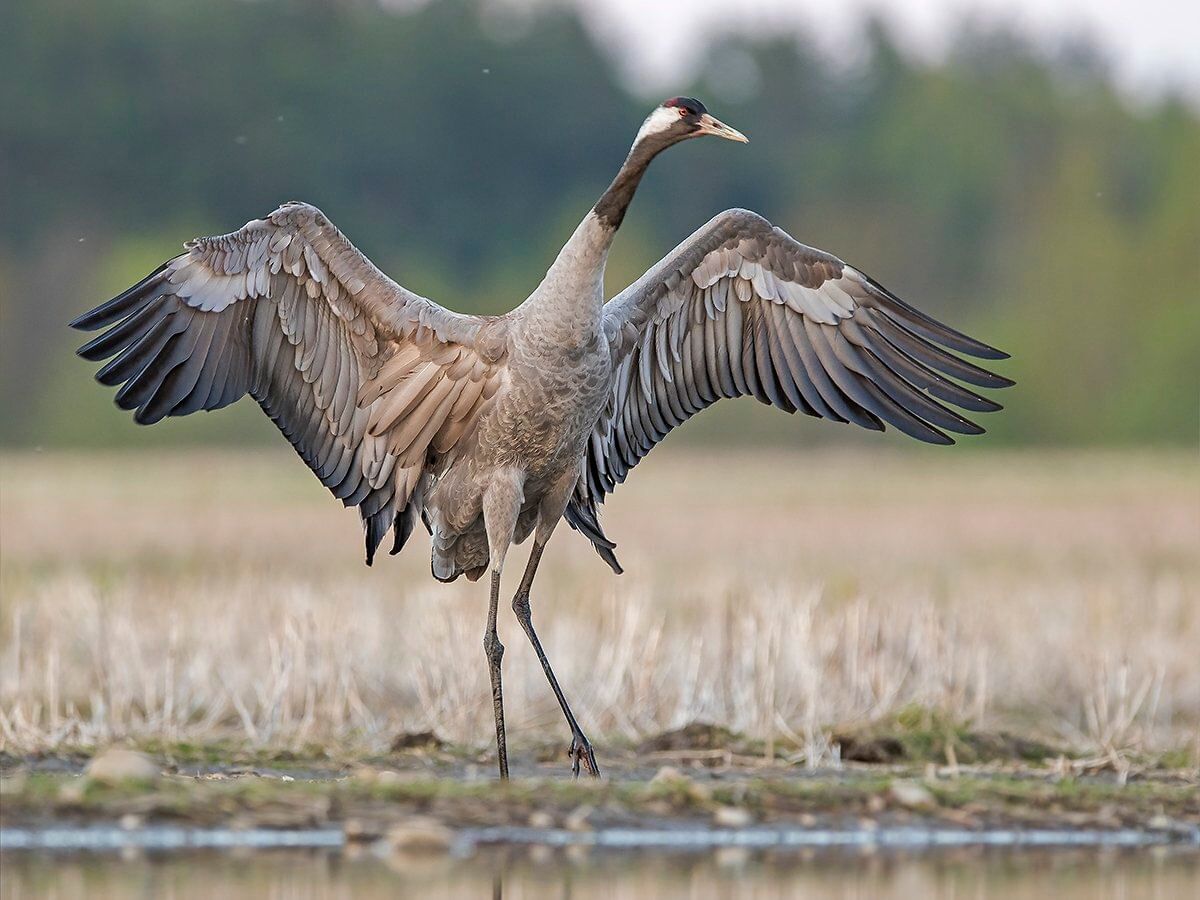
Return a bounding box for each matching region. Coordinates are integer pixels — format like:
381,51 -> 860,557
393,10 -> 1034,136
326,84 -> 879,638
565,208 -> 1012,570
71,201 -> 509,563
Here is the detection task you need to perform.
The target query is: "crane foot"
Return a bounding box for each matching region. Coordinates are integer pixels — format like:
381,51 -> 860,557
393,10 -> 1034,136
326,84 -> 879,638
569,731 -> 601,779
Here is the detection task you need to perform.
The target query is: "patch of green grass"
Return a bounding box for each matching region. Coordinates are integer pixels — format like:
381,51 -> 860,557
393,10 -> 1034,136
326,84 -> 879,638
835,705 -> 1066,765
1157,747 -> 1199,770
131,739 -> 352,768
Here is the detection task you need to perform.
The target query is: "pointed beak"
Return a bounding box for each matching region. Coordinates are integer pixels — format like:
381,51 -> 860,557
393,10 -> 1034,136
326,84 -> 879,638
697,113 -> 749,144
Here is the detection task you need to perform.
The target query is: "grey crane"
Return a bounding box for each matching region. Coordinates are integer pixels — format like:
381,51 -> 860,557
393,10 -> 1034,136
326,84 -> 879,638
71,97 -> 1011,779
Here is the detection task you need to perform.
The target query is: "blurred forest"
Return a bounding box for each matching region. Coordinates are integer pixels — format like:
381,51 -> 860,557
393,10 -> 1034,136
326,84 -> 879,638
1,0 -> 1197,448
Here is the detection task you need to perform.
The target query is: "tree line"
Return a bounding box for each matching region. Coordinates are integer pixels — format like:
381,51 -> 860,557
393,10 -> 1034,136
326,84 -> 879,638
2,0 -> 1196,447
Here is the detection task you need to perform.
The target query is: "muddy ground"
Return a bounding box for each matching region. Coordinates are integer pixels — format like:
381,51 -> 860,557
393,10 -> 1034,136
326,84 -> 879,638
2,727 -> 1198,843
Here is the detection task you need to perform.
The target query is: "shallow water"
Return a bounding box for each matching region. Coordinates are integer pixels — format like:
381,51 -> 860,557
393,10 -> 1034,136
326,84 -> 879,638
4,823 -> 1196,852
3,847 -> 1199,900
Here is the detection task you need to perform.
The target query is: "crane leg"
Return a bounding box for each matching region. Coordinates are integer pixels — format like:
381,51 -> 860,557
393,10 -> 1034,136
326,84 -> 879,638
511,540 -> 601,778
482,470 -> 524,780
484,569 -> 508,779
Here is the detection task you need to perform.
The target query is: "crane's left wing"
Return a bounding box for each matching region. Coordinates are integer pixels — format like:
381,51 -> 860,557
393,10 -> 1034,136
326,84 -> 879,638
70,201 -> 509,565
565,208 -> 1012,570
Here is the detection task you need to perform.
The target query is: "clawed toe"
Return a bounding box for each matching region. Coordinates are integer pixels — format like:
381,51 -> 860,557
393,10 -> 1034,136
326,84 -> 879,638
568,733 -> 601,779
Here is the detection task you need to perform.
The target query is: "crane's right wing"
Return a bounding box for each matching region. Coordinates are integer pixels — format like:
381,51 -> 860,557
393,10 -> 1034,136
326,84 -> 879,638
565,208 -> 1012,571
71,201 -> 509,563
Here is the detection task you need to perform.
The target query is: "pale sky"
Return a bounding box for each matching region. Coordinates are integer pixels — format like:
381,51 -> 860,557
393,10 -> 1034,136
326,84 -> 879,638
560,0 -> 1200,103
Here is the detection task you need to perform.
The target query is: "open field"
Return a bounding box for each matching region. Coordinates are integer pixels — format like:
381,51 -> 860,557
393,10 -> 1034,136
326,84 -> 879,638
1,447 -> 1197,766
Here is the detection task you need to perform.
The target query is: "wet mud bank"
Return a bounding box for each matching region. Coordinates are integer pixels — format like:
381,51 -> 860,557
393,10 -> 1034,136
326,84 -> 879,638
3,747 -> 1197,855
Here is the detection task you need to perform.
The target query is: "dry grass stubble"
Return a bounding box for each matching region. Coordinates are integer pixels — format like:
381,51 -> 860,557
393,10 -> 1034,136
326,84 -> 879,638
1,447 -> 1196,761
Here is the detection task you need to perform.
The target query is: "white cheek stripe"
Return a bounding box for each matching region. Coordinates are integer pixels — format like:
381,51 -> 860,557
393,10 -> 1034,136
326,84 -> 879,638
635,106 -> 681,143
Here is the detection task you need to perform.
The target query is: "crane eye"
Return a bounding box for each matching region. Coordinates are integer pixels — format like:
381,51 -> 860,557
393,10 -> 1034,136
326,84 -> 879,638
678,107 -> 690,117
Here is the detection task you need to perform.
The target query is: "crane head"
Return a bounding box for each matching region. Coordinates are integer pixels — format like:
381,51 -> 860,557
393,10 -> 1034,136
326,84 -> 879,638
635,97 -> 749,147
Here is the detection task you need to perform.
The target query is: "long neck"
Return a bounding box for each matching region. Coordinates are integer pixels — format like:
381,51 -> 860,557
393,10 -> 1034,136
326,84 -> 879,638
593,134 -> 669,231
524,133 -> 672,334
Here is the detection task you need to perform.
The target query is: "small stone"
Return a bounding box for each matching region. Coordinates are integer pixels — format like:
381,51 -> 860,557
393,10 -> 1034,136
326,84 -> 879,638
118,813 -> 144,830
344,818 -> 385,842
85,749 -> 161,785
713,805 -> 753,828
649,765 -> 712,802
355,766 -> 414,786
564,804 -> 595,832
58,779 -> 86,803
651,766 -> 687,785
527,811 -> 555,829
385,816 -> 454,851
888,780 -> 936,809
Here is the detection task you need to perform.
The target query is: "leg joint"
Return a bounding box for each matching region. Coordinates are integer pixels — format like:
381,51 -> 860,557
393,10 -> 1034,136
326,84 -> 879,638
483,630 -> 504,663
511,591 -> 531,623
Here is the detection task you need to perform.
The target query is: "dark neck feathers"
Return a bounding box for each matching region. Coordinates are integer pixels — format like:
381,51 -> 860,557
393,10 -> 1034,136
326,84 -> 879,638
593,132 -> 674,230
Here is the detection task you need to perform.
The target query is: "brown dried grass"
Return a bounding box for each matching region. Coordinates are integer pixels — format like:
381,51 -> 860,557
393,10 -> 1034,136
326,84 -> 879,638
1,446 -> 1196,759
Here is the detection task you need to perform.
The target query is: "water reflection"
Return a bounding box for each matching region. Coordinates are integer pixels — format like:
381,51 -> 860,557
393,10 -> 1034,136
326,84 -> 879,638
3,848 -> 1198,900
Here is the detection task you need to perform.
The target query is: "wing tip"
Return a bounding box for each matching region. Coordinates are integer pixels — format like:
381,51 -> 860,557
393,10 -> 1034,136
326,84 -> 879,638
69,306 -> 116,332
928,431 -> 956,446
946,334 -> 1010,362
70,262 -> 173,332
857,271 -> 1012,364
132,406 -> 166,426
598,545 -> 624,575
